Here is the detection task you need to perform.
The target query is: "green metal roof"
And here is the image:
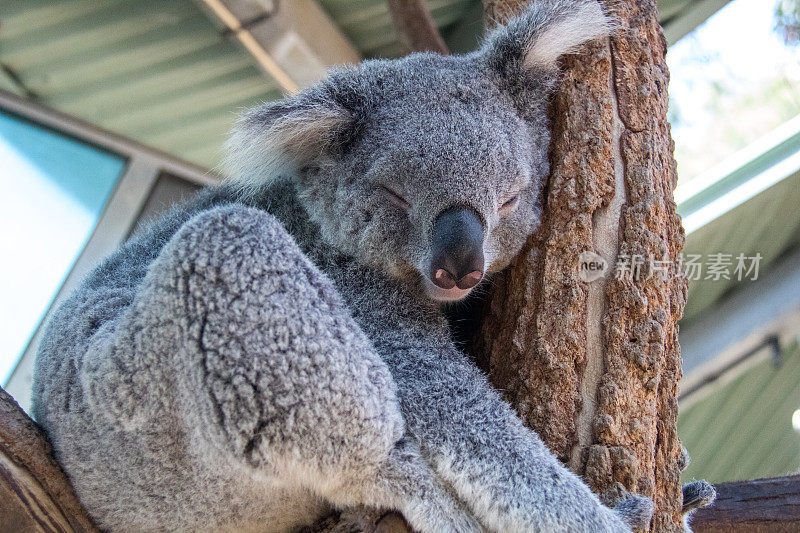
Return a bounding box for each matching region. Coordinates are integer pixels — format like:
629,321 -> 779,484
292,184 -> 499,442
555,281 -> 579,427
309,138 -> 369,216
658,0 -> 733,43
0,0 -> 282,167
0,0 -> 722,168
0,0 -> 480,168
678,117 -> 800,323
679,341 -> 800,483
319,0 -> 482,58
675,115 -> 800,483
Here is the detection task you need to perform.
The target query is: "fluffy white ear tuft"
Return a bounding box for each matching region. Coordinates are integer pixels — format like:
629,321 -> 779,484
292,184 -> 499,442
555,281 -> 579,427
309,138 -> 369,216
482,0 -> 613,79
223,98 -> 353,198
522,1 -> 611,70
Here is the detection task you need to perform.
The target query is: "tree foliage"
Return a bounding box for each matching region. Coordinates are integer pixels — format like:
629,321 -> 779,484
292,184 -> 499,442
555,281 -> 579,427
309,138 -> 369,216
776,0 -> 800,45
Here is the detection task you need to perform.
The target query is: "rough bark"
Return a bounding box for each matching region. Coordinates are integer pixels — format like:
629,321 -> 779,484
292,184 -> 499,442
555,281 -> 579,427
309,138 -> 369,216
0,386 -> 98,532
689,476 -> 800,533
386,0 -> 450,54
476,0 -> 685,532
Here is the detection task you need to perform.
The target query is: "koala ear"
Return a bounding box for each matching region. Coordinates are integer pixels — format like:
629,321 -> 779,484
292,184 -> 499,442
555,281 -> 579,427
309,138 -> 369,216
482,0 -> 612,84
224,89 -> 356,197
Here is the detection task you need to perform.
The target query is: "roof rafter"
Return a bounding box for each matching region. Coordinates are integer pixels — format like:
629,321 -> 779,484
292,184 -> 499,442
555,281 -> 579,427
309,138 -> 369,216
196,0 -> 361,93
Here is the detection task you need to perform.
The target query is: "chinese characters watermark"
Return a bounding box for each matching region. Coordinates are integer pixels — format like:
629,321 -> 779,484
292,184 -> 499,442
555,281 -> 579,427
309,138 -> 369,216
578,252 -> 762,282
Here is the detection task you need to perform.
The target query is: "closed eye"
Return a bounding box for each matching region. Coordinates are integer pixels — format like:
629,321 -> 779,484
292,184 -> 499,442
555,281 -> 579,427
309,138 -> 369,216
499,194 -> 519,215
381,185 -> 411,211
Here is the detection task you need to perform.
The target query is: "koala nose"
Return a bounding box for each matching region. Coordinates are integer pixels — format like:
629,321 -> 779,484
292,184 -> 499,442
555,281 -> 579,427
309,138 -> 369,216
429,207 -> 485,290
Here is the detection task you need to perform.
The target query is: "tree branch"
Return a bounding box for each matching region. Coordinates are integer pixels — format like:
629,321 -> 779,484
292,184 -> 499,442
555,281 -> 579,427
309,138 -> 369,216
475,1 -> 686,531
0,386 -> 98,532
482,0 -> 528,26
386,0 -> 449,54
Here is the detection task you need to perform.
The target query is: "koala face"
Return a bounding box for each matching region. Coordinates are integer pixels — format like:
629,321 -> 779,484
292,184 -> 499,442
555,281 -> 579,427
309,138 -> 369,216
227,0 -> 609,302
296,57 -> 547,302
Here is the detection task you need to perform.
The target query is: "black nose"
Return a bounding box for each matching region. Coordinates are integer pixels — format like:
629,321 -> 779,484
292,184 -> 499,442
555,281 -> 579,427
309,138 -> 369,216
429,207 -> 484,290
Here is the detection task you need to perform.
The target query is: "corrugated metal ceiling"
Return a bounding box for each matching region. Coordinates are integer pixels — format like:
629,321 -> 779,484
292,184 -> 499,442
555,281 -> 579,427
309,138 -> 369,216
679,340 -> 800,483
1,0 -> 716,168
659,0 -> 709,21
319,0 -> 480,58
681,172 -> 800,323
0,0 -> 483,167
1,0 -> 283,167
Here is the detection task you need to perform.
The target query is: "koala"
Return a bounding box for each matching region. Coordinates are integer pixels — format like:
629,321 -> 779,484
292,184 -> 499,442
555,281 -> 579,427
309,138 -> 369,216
33,1 -> 656,531
679,447 -> 717,532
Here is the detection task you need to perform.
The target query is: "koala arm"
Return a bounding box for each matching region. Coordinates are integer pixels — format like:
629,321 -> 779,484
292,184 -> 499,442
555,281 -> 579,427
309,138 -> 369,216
373,330 -> 649,533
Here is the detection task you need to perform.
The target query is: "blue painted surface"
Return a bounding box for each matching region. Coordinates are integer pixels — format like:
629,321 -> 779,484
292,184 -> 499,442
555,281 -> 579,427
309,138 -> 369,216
0,112 -> 125,211
0,110 -> 125,384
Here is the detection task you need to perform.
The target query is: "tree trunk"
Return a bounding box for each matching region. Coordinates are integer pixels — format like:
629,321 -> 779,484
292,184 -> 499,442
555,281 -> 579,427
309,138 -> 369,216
689,476 -> 800,532
386,0 -> 449,54
477,0 -> 685,531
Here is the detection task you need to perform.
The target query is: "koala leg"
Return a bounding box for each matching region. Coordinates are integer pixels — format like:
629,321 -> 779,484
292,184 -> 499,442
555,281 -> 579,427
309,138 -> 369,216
678,446 -> 716,533
379,337 -> 650,533
71,205 -> 476,532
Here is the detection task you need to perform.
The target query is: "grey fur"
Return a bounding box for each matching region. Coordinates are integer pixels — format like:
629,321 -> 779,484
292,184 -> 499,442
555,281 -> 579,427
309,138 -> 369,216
682,480 -> 716,515
34,2 -> 653,531
682,480 -> 717,533
678,446 -> 717,532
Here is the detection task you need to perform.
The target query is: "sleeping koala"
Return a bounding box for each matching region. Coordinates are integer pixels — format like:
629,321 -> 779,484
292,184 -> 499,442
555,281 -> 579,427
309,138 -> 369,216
33,1 -> 656,531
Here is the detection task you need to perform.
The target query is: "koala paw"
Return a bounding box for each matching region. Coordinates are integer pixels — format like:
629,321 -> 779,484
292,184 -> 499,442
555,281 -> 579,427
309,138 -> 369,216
682,480 -> 716,514
682,480 -> 716,532
613,494 -> 654,531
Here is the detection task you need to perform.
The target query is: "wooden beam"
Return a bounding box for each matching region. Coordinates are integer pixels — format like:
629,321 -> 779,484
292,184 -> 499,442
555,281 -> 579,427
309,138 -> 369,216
196,0 -> 361,92
386,0 -> 449,54
690,475 -> 800,532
